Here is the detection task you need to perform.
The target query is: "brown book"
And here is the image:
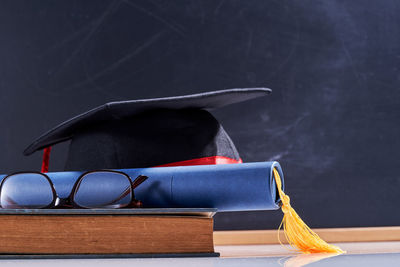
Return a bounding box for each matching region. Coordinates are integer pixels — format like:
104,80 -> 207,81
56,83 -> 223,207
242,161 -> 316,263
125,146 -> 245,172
0,208 -> 216,256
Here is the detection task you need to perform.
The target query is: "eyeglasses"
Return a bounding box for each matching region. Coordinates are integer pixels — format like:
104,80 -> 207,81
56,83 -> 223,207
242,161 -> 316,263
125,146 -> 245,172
0,170 -> 147,209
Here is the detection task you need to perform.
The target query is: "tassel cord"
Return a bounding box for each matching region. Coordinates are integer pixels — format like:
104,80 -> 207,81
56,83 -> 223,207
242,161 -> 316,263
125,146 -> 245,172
41,147 -> 51,173
272,168 -> 345,254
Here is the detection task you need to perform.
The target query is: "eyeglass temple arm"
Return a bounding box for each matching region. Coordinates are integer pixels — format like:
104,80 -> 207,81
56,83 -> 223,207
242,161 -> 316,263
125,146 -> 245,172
105,175 -> 148,207
131,175 -> 148,190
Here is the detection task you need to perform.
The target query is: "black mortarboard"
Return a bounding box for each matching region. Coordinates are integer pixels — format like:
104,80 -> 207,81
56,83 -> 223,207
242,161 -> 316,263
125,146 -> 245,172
24,88 -> 271,171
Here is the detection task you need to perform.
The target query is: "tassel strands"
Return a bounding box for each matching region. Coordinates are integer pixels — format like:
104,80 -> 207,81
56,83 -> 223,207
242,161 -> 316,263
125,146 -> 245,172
272,168 -> 345,254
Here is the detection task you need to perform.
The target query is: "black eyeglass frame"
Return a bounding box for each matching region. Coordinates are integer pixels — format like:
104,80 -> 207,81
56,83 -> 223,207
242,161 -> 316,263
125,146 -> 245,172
0,170 -> 148,209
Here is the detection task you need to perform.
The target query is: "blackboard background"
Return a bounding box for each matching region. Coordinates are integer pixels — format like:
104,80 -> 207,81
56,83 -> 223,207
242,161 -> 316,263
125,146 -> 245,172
0,0 -> 399,230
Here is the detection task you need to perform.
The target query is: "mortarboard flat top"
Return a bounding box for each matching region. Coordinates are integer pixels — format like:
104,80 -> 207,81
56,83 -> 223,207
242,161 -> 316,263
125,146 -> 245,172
24,88 -> 271,156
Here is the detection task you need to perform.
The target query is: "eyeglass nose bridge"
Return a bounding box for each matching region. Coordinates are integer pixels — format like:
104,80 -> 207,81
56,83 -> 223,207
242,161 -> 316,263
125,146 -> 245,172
54,197 -> 74,208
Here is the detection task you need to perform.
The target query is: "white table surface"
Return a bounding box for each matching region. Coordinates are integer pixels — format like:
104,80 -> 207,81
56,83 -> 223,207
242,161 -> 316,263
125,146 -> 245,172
0,242 -> 399,267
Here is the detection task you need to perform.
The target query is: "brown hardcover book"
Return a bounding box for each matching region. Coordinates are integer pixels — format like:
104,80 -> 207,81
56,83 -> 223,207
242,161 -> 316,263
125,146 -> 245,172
0,209 -> 216,256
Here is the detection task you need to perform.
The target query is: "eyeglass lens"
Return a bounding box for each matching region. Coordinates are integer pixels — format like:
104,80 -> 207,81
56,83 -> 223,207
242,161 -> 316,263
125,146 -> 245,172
73,171 -> 132,208
0,173 -> 54,209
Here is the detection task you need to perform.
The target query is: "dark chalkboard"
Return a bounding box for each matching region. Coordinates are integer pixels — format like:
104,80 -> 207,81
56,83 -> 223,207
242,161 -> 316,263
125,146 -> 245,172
0,0 -> 399,230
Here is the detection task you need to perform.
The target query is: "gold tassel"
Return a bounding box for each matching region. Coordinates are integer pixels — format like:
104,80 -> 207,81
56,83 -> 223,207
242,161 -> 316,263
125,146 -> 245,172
273,168 -> 345,254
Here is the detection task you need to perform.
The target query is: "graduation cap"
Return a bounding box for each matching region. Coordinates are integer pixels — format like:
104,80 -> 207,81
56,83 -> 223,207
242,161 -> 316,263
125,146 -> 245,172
24,88 -> 271,171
